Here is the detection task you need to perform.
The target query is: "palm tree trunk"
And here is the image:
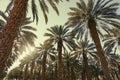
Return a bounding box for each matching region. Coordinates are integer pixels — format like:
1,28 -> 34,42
88,18 -> 111,80
96,74 -> 100,80
67,61 -> 70,80
111,72 -> 115,80
23,64 -> 28,80
0,0 -> 28,74
57,39 -> 63,80
81,69 -> 86,80
63,67 -> 67,80
115,70 -> 119,80
30,61 -> 35,80
41,51 -> 47,80
54,63 -> 58,80
37,65 -> 41,80
71,67 -> 76,80
83,52 -> 92,80
96,76 -> 100,80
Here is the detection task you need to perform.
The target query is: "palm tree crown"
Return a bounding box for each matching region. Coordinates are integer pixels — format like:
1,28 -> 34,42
6,0 -> 70,23
66,0 -> 120,34
44,25 -> 74,47
0,10 -> 37,72
66,0 -> 120,79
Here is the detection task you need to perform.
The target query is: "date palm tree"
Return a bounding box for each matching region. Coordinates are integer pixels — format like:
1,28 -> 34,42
44,25 -> 75,80
0,10 -> 37,69
109,54 -> 120,80
0,0 -> 28,75
0,0 -> 70,74
103,28 -> 120,55
66,0 -> 120,79
5,42 -> 56,80
62,51 -> 81,80
103,30 -> 120,80
36,41 -> 56,80
72,39 -> 98,80
6,0 -> 70,24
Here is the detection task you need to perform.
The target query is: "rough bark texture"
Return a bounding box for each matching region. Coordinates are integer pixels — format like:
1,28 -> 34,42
83,52 -> 92,80
41,52 -> 47,80
57,39 -> 63,80
71,67 -> 76,80
81,69 -> 86,80
67,61 -> 70,80
30,61 -> 35,80
88,18 -> 111,80
54,63 -> 58,80
0,0 -> 28,76
38,66 -> 41,80
23,64 -> 28,80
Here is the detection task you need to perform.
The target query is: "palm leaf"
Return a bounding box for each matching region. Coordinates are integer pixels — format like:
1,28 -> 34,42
48,0 -> 59,15
39,0 -> 48,23
79,0 -> 87,12
5,0 -> 14,13
0,19 -> 5,28
76,2 -> 86,13
87,0 -> 93,12
44,33 -> 54,37
92,0 -> 104,14
31,0 -> 39,24
0,11 -> 8,21
22,26 -> 37,31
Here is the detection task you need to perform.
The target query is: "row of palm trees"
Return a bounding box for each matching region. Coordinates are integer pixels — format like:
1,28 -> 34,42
0,0 -> 120,80
4,25 -> 120,80
0,0 -> 69,75
0,10 -> 37,78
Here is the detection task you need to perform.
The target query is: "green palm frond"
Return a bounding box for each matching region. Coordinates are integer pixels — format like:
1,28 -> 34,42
45,25 -> 70,39
103,28 -> 120,55
0,11 -> 37,70
66,0 -> 120,30
0,19 -> 5,29
45,25 -> 76,54
79,0 -> 87,12
5,0 -> 14,13
0,11 -> 7,29
31,0 -> 39,24
0,11 -> 8,20
48,0 -> 59,15
73,38 -> 97,61
39,0 -> 48,23
21,17 -> 33,25
87,0 -> 93,12
22,26 -> 37,31
6,0 -> 70,23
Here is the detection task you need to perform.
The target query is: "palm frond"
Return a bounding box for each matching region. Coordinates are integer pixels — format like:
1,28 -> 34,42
0,19 -> 5,28
39,0 -> 48,23
5,0 -> 14,13
78,0 -> 87,12
22,26 -> 37,31
0,11 -> 8,21
48,0 -> 59,15
31,0 -> 39,24
87,0 -> 94,12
